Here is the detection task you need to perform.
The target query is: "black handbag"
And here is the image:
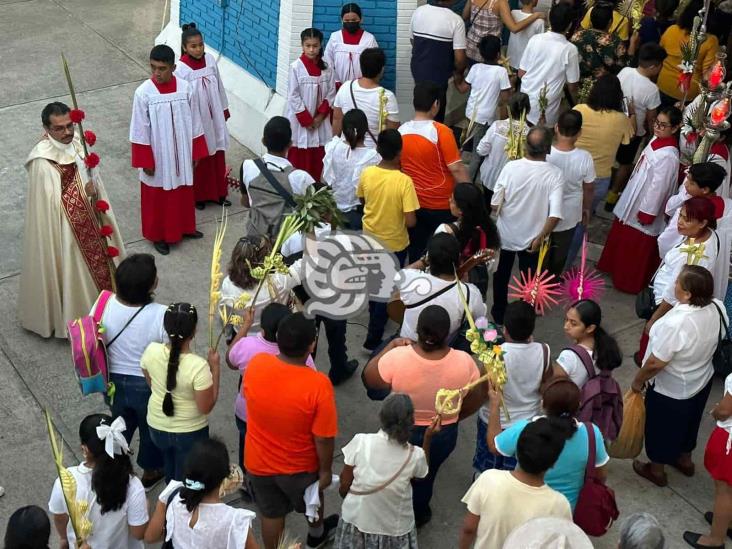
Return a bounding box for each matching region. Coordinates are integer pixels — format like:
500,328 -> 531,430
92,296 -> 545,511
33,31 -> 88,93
712,302 -> 732,378
634,286 -> 656,320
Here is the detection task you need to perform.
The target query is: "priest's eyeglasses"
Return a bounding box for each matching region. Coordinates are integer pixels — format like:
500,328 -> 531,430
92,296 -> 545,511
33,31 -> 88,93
653,120 -> 672,129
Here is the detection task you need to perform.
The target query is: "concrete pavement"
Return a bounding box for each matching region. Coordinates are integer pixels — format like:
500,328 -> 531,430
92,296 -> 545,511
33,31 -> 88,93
0,1 -> 717,547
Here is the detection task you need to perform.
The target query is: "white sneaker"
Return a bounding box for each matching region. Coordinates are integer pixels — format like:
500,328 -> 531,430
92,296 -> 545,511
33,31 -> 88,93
0,486 -> 5,497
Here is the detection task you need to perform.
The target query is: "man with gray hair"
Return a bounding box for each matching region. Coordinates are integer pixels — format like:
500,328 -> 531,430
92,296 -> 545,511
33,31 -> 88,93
618,513 -> 666,549
490,126 -> 564,325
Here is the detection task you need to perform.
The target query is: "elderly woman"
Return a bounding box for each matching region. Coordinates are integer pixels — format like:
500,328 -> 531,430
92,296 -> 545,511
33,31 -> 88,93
335,394 -> 437,549
618,513 -> 666,549
632,265 -> 727,487
363,305 -> 483,527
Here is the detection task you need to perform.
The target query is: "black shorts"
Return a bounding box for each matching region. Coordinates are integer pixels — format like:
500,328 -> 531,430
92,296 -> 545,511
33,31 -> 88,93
616,135 -> 644,165
247,471 -> 318,518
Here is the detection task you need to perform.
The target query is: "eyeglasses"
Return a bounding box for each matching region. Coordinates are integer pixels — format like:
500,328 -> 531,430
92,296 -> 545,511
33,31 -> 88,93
49,123 -> 75,133
654,120 -> 672,129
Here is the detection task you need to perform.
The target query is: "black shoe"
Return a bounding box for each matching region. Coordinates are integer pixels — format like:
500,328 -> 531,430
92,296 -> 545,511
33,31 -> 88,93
683,531 -> 724,548
705,512 -> 732,540
184,231 -> 204,239
415,506 -> 432,528
195,201 -> 206,210
154,241 -> 170,255
362,338 -> 382,353
306,514 -> 339,548
329,359 -> 359,386
141,470 -> 165,492
604,200 -> 616,213
218,198 -> 232,207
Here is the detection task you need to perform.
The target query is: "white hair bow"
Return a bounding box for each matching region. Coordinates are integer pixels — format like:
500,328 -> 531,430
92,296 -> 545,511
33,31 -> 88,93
96,417 -> 130,458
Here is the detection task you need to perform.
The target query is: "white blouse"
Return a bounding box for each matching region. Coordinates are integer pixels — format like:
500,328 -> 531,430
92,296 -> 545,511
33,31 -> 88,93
645,300 -> 726,399
322,136 -> 381,211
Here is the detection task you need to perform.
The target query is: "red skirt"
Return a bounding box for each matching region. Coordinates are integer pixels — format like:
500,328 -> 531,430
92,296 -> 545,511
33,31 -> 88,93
140,183 -> 196,243
288,146 -> 324,182
597,219 -> 661,294
193,150 -> 228,203
704,426 -> 732,485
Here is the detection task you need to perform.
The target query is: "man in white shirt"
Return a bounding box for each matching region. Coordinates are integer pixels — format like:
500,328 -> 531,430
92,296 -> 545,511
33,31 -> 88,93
607,42 -> 666,211
518,2 -> 579,126
490,126 -> 564,325
240,116 -> 314,238
410,0 -> 467,122
546,110 -> 596,275
332,48 -> 400,148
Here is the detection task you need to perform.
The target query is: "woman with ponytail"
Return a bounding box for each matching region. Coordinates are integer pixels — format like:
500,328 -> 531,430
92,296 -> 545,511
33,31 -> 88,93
145,438 -> 258,548
141,303 -> 220,482
48,414 -> 148,548
556,299 -> 622,388
487,378 -> 610,511
322,108 -> 380,229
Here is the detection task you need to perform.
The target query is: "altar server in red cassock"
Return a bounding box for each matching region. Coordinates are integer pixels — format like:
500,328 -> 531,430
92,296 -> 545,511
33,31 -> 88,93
175,22 -> 232,210
130,44 -> 208,256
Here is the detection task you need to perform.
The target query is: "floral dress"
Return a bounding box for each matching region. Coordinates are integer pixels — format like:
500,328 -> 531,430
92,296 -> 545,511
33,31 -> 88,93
570,28 -> 629,79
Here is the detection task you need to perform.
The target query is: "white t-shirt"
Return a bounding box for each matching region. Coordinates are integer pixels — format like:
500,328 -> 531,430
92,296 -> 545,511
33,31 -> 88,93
333,80 -> 399,148
49,463 -> 148,549
462,469 -> 572,549
519,32 -> 580,125
397,269 -> 487,341
241,153 -> 314,198
465,64 -> 511,125
322,137 -> 381,210
546,146 -> 596,232
479,342 -> 547,428
644,300 -> 726,399
557,344 -> 597,388
718,374 -> 732,432
158,481 -> 256,549
341,431 -> 428,536
492,158 -> 564,250
92,296 -> 167,377
618,67 -> 661,137
507,11 -> 545,70
476,119 -> 529,191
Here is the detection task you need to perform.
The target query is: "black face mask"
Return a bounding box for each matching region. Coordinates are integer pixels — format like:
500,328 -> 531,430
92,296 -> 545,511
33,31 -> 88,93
343,21 -> 361,34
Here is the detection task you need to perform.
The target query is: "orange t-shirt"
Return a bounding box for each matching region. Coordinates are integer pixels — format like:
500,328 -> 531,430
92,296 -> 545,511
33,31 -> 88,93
243,354 -> 338,475
399,120 -> 462,210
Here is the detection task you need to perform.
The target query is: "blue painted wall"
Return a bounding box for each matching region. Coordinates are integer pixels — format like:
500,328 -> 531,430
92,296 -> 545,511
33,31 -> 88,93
312,0 -> 397,90
180,0 -> 280,88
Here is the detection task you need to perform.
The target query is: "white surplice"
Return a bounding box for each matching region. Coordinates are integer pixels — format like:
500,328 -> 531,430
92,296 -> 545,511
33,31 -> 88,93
286,58 -> 336,149
323,29 -> 379,84
129,78 -> 204,190
174,53 -> 229,155
613,137 -> 679,236
18,135 -> 125,338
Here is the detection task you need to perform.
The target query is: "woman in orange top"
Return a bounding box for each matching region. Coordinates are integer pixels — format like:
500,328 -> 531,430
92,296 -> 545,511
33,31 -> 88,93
657,0 -> 719,103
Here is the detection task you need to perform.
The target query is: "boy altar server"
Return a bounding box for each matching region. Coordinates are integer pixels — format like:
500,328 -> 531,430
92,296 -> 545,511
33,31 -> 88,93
130,44 -> 208,256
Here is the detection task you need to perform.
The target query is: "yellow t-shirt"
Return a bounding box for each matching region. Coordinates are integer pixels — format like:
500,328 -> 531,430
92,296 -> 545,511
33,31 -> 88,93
357,166 -> 420,252
580,8 -> 630,41
658,25 -> 719,100
574,104 -> 635,178
141,342 -> 213,433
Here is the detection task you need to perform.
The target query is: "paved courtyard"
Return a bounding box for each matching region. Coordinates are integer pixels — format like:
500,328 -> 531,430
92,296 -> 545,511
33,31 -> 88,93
0,0 -> 720,547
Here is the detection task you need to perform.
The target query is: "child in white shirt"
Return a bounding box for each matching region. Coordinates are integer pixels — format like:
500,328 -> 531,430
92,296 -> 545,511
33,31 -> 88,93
456,35 -> 512,181
507,0 -> 545,72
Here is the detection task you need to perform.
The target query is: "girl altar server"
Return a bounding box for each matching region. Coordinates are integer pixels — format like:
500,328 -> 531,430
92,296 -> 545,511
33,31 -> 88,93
286,28 -> 336,181
324,3 -> 379,90
175,23 -> 231,210
598,106 -> 682,294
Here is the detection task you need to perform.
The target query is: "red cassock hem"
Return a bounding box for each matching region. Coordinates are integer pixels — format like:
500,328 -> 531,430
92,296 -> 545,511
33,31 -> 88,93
636,211 -> 656,225
131,143 -> 155,169
140,183 -> 196,243
193,151 -> 228,202
192,135 -> 209,161
287,146 -> 325,182
597,218 -> 661,294
296,110 -> 315,127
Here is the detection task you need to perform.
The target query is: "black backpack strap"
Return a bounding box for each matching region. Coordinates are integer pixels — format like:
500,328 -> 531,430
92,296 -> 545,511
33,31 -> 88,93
107,303 -> 148,348
253,158 -> 297,208
566,344 -> 595,380
404,282 -> 458,309
350,81 -> 378,144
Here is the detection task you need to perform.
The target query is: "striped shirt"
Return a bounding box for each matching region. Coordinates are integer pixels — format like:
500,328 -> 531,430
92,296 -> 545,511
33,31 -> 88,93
410,4 -> 467,85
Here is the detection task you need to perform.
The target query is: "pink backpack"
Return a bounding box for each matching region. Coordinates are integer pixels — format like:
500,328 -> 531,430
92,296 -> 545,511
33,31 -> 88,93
567,345 -> 624,441
67,290 -> 113,397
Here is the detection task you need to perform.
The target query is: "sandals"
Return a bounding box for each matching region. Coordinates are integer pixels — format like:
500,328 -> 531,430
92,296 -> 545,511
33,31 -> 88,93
632,459 -> 668,487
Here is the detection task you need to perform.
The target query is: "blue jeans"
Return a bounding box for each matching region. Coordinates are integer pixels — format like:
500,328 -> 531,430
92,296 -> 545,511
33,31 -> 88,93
473,417 -> 517,473
235,416 -> 247,472
344,207 -> 363,231
592,176 -> 612,214
409,422 -> 459,521
108,373 -> 163,471
149,425 -> 209,482
563,223 -> 585,272
407,209 -> 455,263
366,248 -> 407,345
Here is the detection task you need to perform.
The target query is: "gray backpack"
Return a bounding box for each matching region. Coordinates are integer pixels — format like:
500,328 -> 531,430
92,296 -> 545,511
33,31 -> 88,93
244,158 -> 296,239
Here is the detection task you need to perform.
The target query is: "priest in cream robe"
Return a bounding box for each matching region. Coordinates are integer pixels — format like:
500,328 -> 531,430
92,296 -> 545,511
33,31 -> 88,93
18,102 -> 125,338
